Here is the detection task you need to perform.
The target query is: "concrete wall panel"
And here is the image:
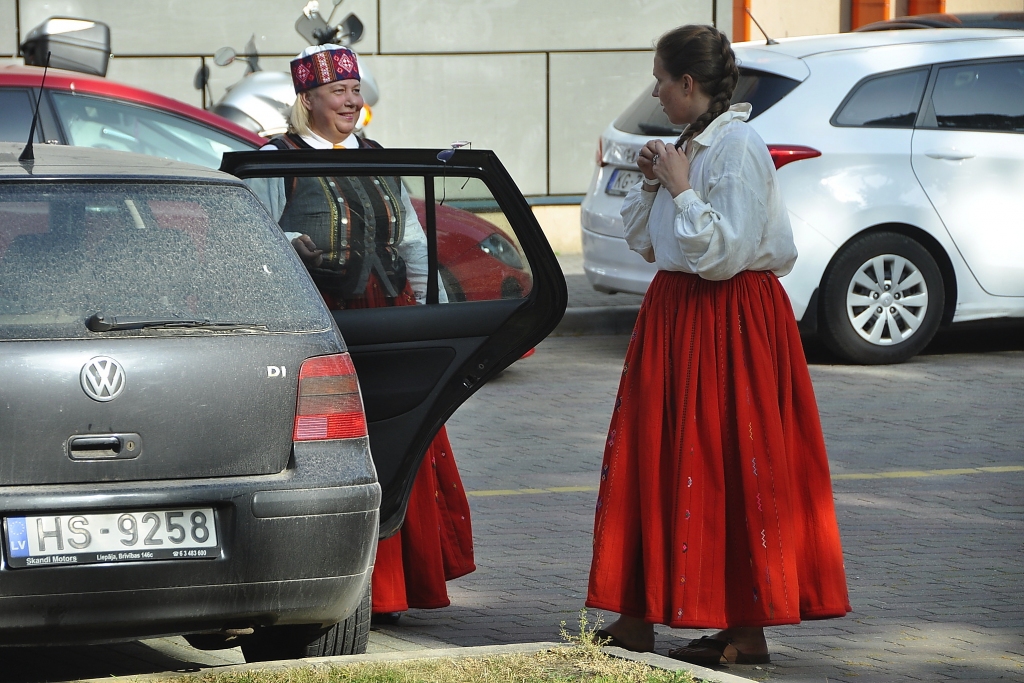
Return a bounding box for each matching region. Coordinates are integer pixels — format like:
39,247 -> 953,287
361,53 -> 548,195
104,57 -> 204,107
548,51 -> 654,195
379,0 -> 709,54
748,0 -> 841,38
18,0 -> 380,56
1,1 -> 17,56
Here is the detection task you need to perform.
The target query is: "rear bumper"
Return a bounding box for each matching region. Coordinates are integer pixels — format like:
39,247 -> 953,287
580,225 -> 656,296
0,439 -> 380,645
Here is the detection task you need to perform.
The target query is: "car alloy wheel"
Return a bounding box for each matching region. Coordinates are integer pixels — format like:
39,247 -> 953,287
820,232 -> 944,364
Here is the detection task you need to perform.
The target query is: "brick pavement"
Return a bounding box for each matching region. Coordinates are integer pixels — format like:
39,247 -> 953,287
375,334 -> 1024,683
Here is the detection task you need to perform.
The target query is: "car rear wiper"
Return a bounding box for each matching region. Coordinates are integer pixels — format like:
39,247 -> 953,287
86,312 -> 268,332
637,123 -> 685,136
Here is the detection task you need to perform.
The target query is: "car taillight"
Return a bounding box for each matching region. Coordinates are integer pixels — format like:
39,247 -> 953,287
596,137 -> 606,167
768,145 -> 821,170
293,354 -> 367,441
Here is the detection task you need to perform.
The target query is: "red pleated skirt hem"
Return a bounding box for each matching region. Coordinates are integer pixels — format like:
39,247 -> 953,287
371,426 -> 475,613
587,270 -> 851,629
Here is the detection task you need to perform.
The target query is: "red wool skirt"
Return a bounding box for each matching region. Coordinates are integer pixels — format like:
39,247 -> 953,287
586,270 -> 851,628
320,274 -> 475,613
371,426 -> 476,612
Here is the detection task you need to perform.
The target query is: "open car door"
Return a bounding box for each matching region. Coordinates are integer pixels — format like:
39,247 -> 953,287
222,148 -> 567,536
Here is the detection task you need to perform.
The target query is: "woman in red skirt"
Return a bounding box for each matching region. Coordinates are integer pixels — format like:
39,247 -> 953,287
253,45 -> 476,623
586,25 -> 850,666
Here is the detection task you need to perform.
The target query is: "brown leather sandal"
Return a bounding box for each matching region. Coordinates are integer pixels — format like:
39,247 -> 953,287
667,636 -> 771,666
594,629 -> 655,653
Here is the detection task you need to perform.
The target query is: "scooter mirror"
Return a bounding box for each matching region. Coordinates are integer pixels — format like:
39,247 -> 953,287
332,0 -> 343,5
337,13 -> 364,45
214,47 -> 236,67
193,63 -> 210,90
295,10 -> 332,45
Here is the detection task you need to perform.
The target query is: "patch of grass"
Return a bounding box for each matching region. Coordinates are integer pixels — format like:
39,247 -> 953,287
169,612 -> 694,683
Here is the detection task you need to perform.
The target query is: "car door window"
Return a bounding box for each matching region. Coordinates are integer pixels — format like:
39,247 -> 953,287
50,92 -> 253,168
927,60 -> 1024,133
833,68 -> 929,128
247,172 -> 533,306
0,89 -> 42,143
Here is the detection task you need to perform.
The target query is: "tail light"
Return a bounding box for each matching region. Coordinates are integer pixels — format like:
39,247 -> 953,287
293,354 -> 367,441
596,137 -> 606,167
768,145 -> 821,170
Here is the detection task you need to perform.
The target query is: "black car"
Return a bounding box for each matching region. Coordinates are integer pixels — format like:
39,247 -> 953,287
0,142 -> 565,659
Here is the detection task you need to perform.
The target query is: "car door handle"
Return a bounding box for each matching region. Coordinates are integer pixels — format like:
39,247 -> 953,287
924,149 -> 975,161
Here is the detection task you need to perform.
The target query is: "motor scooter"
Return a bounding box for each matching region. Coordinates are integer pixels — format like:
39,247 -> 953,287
194,0 -> 379,137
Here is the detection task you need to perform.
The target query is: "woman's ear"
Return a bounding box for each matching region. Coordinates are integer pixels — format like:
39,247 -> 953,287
680,74 -> 693,95
298,90 -> 314,111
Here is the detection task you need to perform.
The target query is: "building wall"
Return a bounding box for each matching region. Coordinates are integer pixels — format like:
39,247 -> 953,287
4,0 -> 727,197
4,0 -> 1021,194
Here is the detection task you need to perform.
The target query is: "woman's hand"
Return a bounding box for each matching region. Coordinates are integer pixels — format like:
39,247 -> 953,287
650,140 -> 692,198
292,234 -> 324,267
637,140 -> 660,181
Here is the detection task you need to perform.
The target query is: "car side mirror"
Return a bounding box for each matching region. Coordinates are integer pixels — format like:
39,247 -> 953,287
21,17 -> 111,77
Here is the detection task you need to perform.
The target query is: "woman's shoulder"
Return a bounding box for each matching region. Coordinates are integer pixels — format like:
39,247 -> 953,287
358,136 -> 384,149
708,120 -> 773,173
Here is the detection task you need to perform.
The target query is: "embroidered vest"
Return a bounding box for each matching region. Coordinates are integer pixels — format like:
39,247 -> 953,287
269,133 -> 408,300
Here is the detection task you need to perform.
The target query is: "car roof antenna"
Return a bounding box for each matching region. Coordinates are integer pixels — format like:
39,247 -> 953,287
744,8 -> 779,46
19,51 -> 51,163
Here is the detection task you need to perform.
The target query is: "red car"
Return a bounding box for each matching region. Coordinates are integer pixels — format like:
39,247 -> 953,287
0,65 -> 533,303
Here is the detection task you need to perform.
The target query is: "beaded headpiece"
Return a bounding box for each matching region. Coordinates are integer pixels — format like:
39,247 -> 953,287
290,45 -> 360,94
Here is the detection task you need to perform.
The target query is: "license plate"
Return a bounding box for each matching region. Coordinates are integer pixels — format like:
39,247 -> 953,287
605,169 -> 644,196
4,508 -> 219,568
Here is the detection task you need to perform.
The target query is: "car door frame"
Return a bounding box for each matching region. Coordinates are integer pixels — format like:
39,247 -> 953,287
222,148 -> 567,536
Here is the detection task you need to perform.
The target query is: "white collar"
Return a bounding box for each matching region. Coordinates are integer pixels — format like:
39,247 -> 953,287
686,103 -> 752,148
300,130 -> 359,150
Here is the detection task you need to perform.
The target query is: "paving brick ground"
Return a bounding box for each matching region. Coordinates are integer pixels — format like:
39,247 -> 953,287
4,328 -> 1023,682
373,332 -> 1024,683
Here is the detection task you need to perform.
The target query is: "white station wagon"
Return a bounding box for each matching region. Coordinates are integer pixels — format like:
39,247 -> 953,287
582,29 -> 1024,364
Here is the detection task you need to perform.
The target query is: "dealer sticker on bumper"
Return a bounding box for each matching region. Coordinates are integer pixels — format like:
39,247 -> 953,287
4,508 -> 219,568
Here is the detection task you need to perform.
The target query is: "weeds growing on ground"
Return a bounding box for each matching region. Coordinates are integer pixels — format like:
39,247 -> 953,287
170,611 -> 694,683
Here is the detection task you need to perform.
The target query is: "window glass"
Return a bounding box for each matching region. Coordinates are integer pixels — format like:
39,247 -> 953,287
931,61 -> 1024,132
612,68 -> 801,136
0,89 -> 42,143
834,69 -> 929,128
0,182 -> 329,340
50,93 -> 254,168
246,173 -> 533,307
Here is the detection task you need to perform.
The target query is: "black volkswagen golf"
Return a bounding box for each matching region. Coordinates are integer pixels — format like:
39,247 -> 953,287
0,142 -> 565,659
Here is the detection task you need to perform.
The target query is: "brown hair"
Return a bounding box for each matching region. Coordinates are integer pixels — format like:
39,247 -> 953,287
656,25 -> 739,144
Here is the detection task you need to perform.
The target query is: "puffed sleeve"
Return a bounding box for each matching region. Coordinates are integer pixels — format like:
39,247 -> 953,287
620,183 -> 657,263
670,139 -> 773,281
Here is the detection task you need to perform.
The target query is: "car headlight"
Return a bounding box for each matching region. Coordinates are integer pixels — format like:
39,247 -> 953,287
479,234 -> 524,270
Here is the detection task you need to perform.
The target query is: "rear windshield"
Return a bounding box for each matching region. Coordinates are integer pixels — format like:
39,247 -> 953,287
613,68 -> 802,136
0,181 -> 331,340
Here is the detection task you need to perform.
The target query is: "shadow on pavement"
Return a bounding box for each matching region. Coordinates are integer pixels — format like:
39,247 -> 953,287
802,321 -> 1024,365
0,641 -> 209,683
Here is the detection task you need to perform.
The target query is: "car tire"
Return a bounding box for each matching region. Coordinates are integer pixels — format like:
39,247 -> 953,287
240,581 -> 371,662
818,232 -> 944,365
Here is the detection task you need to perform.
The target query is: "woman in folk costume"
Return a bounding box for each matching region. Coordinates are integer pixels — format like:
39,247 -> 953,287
586,26 -> 850,666
251,45 -> 475,621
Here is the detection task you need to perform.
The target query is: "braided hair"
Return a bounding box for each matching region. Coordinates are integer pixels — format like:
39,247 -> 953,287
656,25 -> 739,145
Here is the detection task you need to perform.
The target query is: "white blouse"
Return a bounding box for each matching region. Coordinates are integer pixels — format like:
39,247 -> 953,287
621,103 -> 797,281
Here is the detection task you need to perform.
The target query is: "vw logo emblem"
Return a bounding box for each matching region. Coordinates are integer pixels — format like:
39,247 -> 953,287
80,357 -> 126,402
